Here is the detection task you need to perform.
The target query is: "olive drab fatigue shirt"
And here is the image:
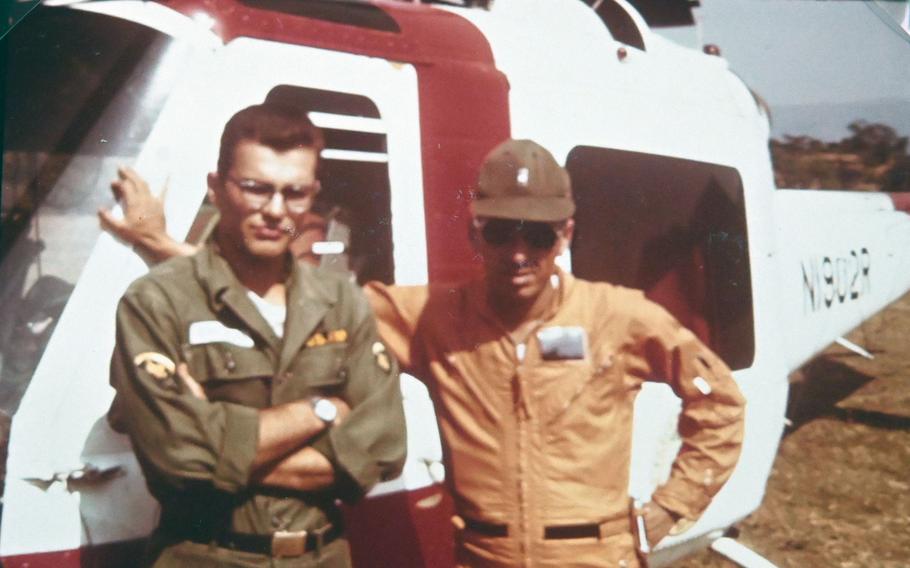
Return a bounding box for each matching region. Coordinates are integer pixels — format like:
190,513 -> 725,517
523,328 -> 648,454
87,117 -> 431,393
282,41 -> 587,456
108,246 -> 406,567
366,271 -> 746,568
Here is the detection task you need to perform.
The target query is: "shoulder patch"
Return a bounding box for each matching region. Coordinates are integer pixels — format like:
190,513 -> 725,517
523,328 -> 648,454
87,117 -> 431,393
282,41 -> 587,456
134,352 -> 176,381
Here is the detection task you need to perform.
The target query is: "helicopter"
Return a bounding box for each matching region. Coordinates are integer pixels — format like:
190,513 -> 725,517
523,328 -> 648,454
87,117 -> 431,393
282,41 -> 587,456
1,0 -> 909,566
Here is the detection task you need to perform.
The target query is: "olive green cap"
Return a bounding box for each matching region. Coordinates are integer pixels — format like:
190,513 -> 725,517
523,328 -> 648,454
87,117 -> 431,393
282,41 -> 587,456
471,139 -> 575,222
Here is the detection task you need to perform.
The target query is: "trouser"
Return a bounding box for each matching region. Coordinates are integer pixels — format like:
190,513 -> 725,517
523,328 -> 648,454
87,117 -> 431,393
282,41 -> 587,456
145,531 -> 351,568
453,514 -> 641,568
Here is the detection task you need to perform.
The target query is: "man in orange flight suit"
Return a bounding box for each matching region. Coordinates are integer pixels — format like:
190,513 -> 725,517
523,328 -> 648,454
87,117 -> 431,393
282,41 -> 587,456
364,140 -> 746,567
102,138 -> 746,568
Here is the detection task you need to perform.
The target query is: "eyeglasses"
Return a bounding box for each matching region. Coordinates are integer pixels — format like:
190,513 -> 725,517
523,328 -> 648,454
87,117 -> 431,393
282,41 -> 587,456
225,175 -> 320,214
475,218 -> 562,250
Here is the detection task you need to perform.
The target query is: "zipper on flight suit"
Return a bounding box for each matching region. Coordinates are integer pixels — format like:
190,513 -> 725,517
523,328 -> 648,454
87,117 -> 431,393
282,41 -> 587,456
512,342 -> 533,567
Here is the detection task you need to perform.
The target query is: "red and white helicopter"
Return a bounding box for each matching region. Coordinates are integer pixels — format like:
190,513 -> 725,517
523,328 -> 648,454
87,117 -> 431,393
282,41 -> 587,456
2,0 -> 909,566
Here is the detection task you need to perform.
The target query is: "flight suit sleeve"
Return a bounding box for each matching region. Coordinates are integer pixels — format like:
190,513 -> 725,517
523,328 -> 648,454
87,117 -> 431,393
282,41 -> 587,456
312,284 -> 407,498
108,283 -> 259,494
363,282 -> 431,378
623,291 -> 746,524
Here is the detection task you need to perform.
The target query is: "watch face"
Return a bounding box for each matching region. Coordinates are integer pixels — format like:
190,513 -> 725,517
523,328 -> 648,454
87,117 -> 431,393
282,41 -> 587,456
314,398 -> 338,423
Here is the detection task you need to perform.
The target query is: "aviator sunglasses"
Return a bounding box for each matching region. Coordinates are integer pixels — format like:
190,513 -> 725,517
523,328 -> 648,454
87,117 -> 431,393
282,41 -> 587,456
475,218 -> 562,250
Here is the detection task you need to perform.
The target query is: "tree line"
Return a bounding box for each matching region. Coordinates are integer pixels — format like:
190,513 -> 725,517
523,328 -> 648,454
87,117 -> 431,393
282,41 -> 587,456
771,121 -> 910,192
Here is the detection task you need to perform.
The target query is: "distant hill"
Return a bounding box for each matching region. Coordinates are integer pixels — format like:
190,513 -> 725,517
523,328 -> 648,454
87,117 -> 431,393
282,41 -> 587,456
769,99 -> 910,142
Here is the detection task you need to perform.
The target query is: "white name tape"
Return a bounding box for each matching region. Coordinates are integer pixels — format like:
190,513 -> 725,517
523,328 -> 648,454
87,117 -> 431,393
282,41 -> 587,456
189,320 -> 254,348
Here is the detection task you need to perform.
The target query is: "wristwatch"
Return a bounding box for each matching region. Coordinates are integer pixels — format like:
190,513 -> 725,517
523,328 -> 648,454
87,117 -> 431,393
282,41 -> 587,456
311,397 -> 338,425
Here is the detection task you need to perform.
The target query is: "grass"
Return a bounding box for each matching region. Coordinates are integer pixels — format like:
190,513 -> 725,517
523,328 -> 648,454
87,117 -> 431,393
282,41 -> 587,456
676,293 -> 910,567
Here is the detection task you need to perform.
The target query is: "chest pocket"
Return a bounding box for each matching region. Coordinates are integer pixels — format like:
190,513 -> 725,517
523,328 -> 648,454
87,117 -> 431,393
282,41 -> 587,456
532,352 -> 625,428
183,342 -> 273,408
284,343 -> 348,397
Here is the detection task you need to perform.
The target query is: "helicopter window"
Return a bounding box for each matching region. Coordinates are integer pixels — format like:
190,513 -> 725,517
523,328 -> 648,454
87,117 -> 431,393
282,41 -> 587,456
566,146 -> 755,370
266,85 -> 394,285
238,0 -> 401,33
1,6 -> 188,493
182,85 -> 395,284
583,0 -> 646,51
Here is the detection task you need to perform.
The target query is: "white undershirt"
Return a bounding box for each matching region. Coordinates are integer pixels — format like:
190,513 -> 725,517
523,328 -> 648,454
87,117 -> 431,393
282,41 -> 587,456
246,290 -> 287,339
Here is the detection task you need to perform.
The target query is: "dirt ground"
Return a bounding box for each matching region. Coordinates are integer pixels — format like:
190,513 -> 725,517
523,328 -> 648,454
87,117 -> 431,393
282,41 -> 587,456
678,293 -> 910,567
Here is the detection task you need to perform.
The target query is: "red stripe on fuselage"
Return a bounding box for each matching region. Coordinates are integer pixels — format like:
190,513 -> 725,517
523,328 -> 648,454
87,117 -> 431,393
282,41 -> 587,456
889,192 -> 910,215
157,0 -> 511,281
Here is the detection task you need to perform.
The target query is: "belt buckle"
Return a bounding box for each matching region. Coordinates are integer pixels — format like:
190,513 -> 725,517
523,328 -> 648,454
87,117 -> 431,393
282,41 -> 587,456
272,530 -> 307,558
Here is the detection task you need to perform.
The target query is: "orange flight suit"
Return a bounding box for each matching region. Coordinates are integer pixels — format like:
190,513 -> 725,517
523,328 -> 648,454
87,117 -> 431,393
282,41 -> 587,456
366,271 -> 745,568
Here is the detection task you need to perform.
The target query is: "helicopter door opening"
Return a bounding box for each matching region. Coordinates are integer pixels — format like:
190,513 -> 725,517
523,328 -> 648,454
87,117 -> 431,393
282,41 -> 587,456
181,84 -> 398,286
272,84 -> 395,285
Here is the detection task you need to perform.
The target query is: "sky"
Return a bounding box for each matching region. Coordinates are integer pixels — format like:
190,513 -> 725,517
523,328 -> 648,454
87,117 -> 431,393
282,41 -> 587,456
657,0 -> 910,140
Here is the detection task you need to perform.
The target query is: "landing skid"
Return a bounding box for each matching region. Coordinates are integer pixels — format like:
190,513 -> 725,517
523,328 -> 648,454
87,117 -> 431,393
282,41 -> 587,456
710,537 -> 778,568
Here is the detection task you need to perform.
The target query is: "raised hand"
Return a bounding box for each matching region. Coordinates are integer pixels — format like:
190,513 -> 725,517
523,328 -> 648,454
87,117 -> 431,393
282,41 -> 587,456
98,166 -> 196,263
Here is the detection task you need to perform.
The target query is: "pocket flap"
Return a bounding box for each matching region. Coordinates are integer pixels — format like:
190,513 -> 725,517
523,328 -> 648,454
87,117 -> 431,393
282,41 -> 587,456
183,342 -> 273,382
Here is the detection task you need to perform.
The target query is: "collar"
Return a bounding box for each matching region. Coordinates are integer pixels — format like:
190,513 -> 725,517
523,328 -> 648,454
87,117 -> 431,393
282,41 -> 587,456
193,245 -> 339,312
468,267 -> 573,338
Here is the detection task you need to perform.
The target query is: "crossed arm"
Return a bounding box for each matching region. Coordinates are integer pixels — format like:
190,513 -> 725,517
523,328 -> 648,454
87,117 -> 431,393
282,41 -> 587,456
111,297 -> 354,498
175,363 -> 349,492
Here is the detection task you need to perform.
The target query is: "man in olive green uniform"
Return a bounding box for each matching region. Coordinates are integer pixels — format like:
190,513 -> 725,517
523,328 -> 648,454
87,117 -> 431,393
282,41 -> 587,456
108,103 -> 406,567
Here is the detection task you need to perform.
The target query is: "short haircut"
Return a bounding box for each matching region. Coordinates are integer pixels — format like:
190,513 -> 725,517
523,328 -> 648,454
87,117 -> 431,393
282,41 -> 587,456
217,103 -> 324,177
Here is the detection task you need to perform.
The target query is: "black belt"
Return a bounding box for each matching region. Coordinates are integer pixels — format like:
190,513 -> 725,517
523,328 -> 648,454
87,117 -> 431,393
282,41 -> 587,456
543,523 -> 602,539
463,516 -> 628,540
463,517 -> 509,537
181,524 -> 342,558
